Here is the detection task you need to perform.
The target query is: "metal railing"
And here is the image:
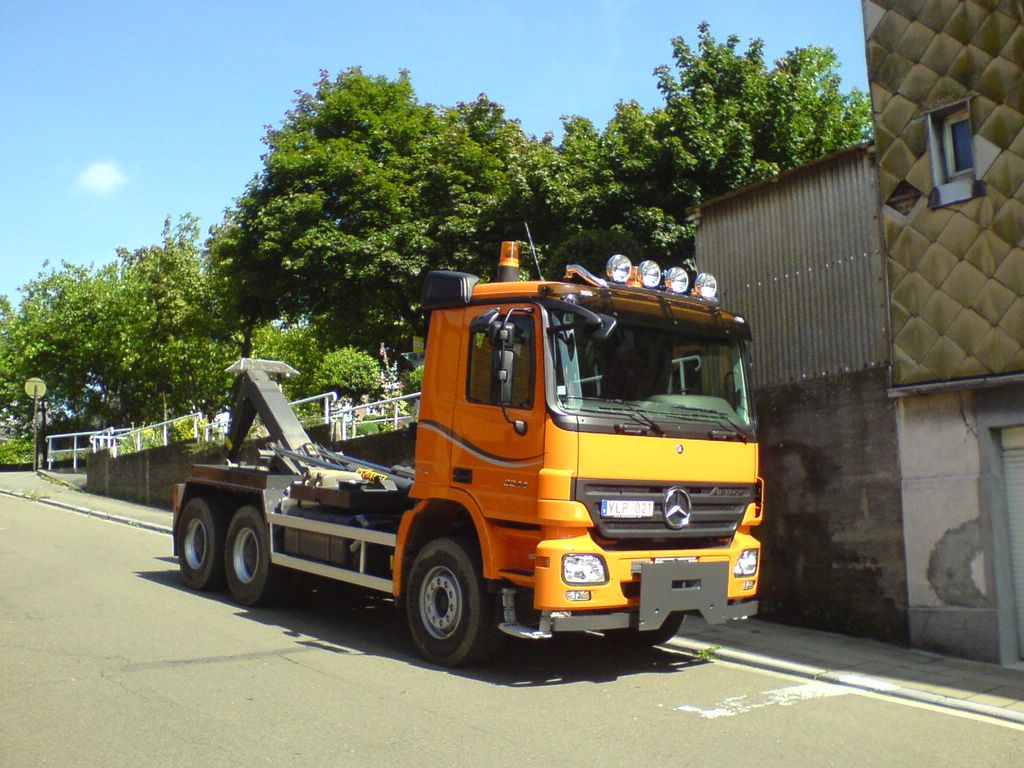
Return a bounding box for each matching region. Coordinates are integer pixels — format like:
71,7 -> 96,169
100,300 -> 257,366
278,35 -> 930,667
289,391 -> 338,427
336,392 -> 421,441
90,413 -> 206,458
45,391 -> 342,467
45,427 -> 131,471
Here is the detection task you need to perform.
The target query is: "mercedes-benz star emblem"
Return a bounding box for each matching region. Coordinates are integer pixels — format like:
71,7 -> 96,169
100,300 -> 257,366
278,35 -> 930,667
663,487 -> 692,529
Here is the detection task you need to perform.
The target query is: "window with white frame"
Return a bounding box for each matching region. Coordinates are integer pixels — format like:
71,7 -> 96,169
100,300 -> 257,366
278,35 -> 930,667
926,100 -> 982,207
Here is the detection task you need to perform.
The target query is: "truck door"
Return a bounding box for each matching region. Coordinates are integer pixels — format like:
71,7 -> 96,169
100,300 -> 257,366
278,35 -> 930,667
450,306 -> 545,524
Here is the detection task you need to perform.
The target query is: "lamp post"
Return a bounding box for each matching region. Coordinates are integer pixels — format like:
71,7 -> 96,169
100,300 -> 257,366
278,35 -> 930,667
24,377 -> 46,472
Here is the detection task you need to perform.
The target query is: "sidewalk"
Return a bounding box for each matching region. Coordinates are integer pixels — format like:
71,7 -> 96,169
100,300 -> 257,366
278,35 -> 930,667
3,469 -> 1023,726
670,615 -> 1024,726
0,470 -> 172,533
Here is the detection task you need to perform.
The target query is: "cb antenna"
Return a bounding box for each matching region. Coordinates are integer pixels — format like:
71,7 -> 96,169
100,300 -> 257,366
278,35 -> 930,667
524,222 -> 545,281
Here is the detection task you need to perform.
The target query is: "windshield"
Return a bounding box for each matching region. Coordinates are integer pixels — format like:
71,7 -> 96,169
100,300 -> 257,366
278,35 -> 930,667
548,304 -> 754,436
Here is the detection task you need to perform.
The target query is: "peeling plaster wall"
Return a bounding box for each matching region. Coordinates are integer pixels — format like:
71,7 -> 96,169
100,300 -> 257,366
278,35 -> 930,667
897,385 -> 1024,662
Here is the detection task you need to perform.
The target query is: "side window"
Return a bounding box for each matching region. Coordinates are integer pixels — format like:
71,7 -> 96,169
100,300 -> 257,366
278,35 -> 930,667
467,314 -> 534,409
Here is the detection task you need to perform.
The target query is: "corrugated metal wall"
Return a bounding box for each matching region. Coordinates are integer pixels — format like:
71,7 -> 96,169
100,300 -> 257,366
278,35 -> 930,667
696,146 -> 889,388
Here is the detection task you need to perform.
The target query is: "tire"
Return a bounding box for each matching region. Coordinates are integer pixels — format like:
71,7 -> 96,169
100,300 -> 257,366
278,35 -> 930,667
224,505 -> 287,606
605,614 -> 684,648
176,496 -> 227,591
405,537 -> 505,667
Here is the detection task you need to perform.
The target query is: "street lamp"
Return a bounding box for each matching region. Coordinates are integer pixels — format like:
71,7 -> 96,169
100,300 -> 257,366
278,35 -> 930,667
24,377 -> 46,472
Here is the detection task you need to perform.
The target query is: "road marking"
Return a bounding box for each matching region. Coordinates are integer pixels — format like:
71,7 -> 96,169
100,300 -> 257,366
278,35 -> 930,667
677,682 -> 848,719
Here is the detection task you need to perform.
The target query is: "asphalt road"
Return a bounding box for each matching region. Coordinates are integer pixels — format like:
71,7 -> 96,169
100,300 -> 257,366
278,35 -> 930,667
2,497 -> 1022,768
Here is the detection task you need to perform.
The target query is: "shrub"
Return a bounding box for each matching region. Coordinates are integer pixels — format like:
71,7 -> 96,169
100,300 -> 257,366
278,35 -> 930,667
0,437 -> 33,465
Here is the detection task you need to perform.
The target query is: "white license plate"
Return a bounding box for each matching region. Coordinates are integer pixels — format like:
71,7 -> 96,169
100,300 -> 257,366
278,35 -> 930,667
600,499 -> 654,519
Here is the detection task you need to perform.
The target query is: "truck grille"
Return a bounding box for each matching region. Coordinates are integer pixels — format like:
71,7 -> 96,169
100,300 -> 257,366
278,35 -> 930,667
574,479 -> 754,544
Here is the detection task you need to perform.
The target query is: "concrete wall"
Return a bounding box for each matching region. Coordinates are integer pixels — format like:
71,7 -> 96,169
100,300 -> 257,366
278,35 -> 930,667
755,368 -> 909,644
897,382 -> 1024,663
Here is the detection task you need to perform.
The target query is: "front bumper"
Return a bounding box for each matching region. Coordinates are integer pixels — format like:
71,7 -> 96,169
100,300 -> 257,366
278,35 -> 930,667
532,531 -> 761,632
542,560 -> 758,633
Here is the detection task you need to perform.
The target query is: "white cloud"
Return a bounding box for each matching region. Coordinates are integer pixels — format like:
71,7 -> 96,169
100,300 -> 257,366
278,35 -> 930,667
75,160 -> 129,195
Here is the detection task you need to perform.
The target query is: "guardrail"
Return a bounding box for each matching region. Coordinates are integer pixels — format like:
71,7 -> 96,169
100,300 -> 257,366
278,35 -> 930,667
336,392 -> 421,440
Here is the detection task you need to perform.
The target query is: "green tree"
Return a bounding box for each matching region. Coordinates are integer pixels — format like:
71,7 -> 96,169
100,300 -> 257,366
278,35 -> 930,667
0,216 -> 236,432
209,68 -> 538,353
545,23 -> 872,272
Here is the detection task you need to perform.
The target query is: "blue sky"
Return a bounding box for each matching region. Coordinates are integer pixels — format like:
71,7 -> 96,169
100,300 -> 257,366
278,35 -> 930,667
0,1 -> 869,305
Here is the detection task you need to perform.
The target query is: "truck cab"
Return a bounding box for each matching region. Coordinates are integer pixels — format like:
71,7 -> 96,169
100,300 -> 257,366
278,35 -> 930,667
399,257 -> 762,662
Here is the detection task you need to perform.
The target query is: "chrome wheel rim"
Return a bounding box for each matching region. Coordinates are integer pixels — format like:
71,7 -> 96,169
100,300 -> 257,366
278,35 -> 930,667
232,528 -> 259,584
419,565 -> 463,640
183,518 -> 207,571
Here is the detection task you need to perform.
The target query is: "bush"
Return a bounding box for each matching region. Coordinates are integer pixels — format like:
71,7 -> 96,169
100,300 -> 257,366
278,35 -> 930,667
403,365 -> 424,394
0,437 -> 33,465
310,347 -> 382,400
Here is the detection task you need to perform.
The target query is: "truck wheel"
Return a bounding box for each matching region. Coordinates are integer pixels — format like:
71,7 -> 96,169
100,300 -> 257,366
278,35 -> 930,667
606,614 -> 684,647
176,497 -> 227,591
406,537 -> 504,667
224,505 -> 286,606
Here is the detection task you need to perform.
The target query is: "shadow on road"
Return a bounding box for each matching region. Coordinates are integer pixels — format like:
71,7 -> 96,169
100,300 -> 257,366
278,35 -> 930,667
138,561 -> 709,687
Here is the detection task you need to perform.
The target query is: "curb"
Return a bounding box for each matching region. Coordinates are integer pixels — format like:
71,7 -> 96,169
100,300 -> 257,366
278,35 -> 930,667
668,636 -> 1024,727
0,488 -> 172,536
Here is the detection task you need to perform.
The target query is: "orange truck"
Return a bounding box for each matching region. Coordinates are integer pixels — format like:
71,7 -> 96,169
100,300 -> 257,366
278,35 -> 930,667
173,245 -> 763,666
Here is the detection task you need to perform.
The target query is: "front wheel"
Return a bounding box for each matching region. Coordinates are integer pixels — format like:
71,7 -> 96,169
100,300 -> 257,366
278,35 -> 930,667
224,505 -> 287,606
405,538 -> 504,667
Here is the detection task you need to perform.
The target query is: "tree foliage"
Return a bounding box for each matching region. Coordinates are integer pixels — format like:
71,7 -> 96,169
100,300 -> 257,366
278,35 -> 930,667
210,68 -> 539,352
0,217 -> 236,432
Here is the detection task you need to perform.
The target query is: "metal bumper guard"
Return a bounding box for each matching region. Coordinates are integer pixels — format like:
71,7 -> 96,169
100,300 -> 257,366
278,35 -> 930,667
549,560 -> 757,633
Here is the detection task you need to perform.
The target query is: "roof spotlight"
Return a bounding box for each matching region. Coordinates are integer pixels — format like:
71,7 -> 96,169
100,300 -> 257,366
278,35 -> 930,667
637,260 -> 662,289
606,254 -> 632,284
695,272 -> 718,300
664,267 -> 690,294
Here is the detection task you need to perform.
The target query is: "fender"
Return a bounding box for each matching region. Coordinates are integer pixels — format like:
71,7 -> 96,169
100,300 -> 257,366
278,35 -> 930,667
393,487 -> 498,597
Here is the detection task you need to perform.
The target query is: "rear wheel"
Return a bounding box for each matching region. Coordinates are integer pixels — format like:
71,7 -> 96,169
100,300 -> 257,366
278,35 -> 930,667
605,614 -> 684,647
176,497 -> 227,591
405,537 -> 504,667
224,505 -> 287,606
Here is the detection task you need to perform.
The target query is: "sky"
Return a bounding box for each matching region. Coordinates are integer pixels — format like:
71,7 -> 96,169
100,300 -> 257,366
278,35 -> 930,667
0,1 -> 870,306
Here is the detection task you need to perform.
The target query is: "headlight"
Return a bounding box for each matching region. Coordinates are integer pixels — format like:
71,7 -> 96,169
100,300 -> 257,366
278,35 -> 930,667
637,260 -> 661,288
664,267 -> 690,294
562,553 -> 608,584
695,272 -> 718,300
606,254 -> 632,284
733,548 -> 758,577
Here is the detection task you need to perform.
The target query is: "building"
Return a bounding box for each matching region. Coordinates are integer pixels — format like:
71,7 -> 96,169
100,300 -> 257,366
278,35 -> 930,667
694,1 -> 1024,664
864,0 -> 1024,663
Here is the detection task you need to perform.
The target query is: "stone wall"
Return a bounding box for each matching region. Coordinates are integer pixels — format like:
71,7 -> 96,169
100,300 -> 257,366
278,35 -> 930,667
754,368 -> 910,644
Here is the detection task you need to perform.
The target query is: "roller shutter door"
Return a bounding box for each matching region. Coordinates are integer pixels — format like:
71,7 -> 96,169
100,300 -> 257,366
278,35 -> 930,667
1003,426 -> 1024,660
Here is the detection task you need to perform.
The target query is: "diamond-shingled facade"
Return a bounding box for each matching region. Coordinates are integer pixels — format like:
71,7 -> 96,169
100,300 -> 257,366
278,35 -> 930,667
865,0 -> 1024,385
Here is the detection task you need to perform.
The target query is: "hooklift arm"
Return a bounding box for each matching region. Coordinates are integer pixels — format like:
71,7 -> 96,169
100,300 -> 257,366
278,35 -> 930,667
224,358 -> 318,475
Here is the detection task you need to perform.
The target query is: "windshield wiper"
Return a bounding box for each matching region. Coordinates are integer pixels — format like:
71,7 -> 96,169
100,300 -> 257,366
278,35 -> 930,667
595,398 -> 666,436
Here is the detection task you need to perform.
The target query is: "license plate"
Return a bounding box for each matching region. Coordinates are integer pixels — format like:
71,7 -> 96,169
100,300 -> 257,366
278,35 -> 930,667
600,499 -> 654,519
